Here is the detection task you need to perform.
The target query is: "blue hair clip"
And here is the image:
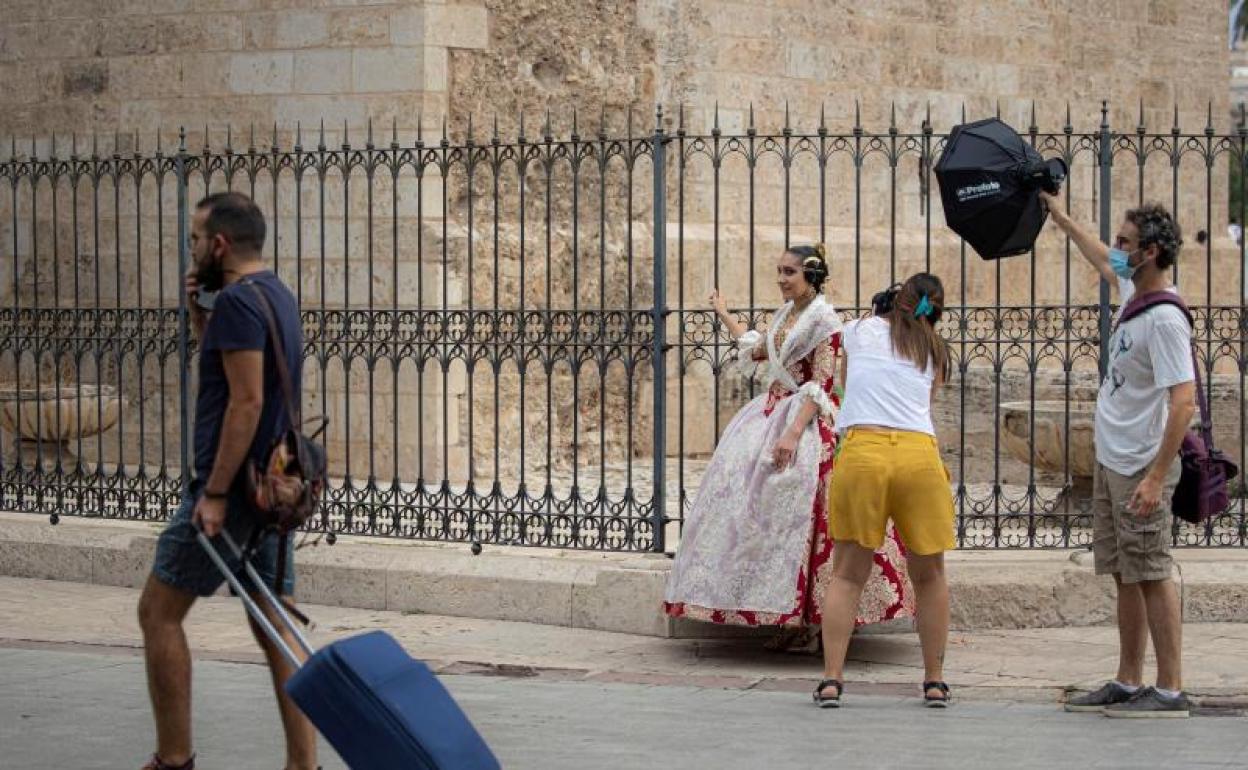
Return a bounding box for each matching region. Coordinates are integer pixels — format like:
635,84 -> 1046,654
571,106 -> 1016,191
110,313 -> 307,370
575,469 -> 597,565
914,294 -> 933,319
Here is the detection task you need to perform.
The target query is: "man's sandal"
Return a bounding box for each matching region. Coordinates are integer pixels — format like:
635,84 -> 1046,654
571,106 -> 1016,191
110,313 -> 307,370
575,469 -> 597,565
812,679 -> 843,708
923,681 -> 951,708
142,755 -> 195,770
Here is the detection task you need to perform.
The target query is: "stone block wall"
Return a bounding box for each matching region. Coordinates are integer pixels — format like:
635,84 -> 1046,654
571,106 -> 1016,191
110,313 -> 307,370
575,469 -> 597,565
0,0 -> 1241,492
0,0 -> 490,146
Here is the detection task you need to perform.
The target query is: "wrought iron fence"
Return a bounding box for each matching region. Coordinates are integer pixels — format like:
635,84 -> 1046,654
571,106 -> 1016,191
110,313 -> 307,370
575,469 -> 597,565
1,102 -> 1246,552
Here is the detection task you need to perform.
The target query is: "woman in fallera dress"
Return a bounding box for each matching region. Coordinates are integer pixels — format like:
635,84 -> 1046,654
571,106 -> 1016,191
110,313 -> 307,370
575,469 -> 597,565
663,244 -> 913,651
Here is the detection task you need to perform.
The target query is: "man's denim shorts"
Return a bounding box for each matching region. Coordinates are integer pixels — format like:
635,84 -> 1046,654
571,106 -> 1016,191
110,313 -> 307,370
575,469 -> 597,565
152,485 -> 295,597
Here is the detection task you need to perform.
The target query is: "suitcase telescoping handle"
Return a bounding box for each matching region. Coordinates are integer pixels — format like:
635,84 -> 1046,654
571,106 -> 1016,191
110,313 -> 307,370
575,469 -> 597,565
196,528 -> 315,671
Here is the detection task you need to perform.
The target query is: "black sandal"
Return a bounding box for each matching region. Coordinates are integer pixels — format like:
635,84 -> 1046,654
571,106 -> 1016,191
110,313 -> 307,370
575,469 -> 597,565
812,679 -> 843,708
142,755 -> 195,770
923,681 -> 951,708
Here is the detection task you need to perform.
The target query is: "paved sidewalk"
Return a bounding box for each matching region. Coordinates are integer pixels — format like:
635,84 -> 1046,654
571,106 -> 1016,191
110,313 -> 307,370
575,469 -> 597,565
3,646 -> 1246,770
3,577 -> 1247,768
3,576 -> 1248,701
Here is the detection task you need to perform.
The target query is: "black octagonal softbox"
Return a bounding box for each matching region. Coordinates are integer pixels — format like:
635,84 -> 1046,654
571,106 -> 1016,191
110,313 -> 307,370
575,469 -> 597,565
935,118 -> 1067,260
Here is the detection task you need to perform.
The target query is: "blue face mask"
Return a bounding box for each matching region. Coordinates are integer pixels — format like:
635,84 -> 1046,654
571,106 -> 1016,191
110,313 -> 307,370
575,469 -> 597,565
1108,247 -> 1138,280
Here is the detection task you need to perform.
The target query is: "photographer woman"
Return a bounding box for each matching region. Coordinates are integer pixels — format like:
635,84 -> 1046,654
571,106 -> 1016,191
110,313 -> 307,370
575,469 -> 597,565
814,272 -> 956,707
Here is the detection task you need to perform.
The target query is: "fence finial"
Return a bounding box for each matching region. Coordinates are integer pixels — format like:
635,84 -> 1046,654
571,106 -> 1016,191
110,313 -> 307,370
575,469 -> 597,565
784,100 -> 791,133
890,101 -> 897,132
747,102 -> 755,133
544,108 -> 552,140
155,129 -> 161,155
1137,98 -> 1145,134
676,102 -> 683,134
654,104 -> 663,132
1029,100 -> 1037,135
570,106 -> 578,139
466,113 -> 474,144
1207,101 -> 1215,135
995,99 -> 1000,119
1172,103 -> 1180,135
1064,101 -> 1072,133
202,123 -> 209,152
343,118 -> 350,148
249,122 -> 256,151
441,114 -> 448,145
713,101 -> 719,133
367,117 -> 374,148
598,104 -> 606,138
855,98 -> 861,128
274,121 -> 280,150
416,112 -> 423,145
295,121 -> 303,151
392,116 -> 399,147
225,124 -> 232,151
318,119 -> 325,151
1100,100 -> 1109,130
819,102 -> 826,132
626,104 -> 632,139
178,126 -> 186,153
518,109 -> 525,141
960,102 -> 966,124
1239,102 -> 1246,131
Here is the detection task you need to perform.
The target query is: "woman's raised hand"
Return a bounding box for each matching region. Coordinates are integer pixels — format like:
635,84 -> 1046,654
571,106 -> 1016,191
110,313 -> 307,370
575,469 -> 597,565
709,288 -> 729,319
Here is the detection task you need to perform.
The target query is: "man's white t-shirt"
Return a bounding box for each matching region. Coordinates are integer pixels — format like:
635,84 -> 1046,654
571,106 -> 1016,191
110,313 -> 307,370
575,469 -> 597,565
1094,290 -> 1194,476
837,316 -> 936,436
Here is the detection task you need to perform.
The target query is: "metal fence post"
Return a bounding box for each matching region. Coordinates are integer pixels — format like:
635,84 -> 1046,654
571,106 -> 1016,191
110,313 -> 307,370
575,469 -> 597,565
651,107 -> 668,553
1098,102 -> 1113,377
175,128 -> 191,494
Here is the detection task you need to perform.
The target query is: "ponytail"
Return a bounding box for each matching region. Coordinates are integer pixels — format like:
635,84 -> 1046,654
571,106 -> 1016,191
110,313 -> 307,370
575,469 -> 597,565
887,273 -> 951,383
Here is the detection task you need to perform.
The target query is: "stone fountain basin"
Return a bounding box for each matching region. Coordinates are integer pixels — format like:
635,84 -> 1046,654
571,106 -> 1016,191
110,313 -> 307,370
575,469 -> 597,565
999,400 -> 1096,479
0,384 -> 121,442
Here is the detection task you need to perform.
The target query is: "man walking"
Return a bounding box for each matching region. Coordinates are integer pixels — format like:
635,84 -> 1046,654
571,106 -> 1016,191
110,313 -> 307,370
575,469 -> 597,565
137,192 -> 318,767
1042,192 -> 1197,718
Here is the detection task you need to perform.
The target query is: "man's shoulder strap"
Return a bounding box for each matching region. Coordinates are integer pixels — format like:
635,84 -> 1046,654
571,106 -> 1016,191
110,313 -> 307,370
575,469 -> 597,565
239,276 -> 300,431
1117,290 -> 1193,329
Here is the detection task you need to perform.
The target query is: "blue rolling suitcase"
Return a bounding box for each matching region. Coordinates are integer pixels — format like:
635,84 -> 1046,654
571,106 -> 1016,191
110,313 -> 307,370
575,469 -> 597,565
199,530 -> 501,770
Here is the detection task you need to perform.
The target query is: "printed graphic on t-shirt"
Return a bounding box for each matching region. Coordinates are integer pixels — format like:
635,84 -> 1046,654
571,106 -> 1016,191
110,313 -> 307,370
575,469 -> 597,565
1106,326 -> 1134,397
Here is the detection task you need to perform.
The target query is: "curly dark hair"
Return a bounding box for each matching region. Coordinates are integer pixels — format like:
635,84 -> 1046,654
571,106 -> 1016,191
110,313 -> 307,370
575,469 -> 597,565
786,243 -> 829,293
1125,203 -> 1182,270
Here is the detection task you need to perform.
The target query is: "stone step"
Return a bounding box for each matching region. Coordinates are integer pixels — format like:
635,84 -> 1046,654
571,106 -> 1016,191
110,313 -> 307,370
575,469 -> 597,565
1,511 -> 1246,637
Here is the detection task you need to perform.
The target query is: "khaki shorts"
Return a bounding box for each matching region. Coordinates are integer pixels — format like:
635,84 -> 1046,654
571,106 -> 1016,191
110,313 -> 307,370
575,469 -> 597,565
828,429 -> 956,556
1091,460 -> 1180,584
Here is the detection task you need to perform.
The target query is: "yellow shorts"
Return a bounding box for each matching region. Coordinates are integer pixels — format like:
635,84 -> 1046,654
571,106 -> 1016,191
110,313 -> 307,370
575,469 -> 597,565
828,428 -> 956,556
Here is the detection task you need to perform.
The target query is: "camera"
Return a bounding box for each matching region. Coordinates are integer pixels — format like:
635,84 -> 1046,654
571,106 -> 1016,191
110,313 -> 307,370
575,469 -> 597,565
871,284 -> 902,316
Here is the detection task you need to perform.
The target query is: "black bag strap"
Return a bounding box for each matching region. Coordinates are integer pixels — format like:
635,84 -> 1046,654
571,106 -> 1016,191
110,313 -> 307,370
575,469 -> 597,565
1116,291 -> 1215,450
242,278 -> 300,434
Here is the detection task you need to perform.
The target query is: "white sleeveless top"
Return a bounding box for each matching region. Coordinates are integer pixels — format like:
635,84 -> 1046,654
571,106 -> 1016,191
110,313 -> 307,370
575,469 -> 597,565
837,316 -> 936,436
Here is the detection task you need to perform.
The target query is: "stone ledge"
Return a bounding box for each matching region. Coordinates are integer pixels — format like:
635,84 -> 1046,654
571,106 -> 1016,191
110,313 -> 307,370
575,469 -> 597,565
1,512 -> 1247,637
